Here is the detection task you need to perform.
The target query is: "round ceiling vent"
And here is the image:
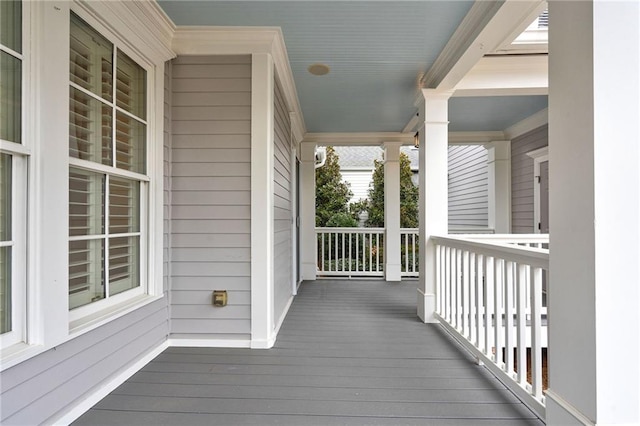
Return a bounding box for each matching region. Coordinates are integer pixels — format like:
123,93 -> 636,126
307,63 -> 330,76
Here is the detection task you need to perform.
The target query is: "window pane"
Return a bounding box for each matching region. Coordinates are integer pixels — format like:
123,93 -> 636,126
69,87 -> 112,165
69,238 -> 105,309
0,0 -> 21,53
116,50 -> 146,120
109,177 -> 139,234
109,236 -> 139,296
115,112 -> 145,173
70,13 -> 113,102
0,247 -> 11,333
0,154 -> 11,241
69,168 -> 105,237
0,51 -> 21,144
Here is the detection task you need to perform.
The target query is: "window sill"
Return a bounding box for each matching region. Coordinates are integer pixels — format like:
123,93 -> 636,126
69,293 -> 164,338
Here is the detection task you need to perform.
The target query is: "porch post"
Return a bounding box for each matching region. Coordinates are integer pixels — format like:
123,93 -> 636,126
299,142 -> 317,281
546,2 -> 640,425
417,89 -> 451,322
250,53 -> 275,348
383,141 -> 402,281
485,140 -> 511,233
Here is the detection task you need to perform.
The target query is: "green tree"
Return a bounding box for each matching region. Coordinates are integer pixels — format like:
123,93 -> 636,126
365,152 -> 419,228
315,146 -> 353,226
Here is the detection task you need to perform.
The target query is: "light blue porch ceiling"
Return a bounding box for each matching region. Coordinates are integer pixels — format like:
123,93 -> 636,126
159,1 -> 547,134
449,96 -> 548,132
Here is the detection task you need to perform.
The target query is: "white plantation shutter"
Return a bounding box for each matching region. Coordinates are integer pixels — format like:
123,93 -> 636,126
68,13 -> 146,310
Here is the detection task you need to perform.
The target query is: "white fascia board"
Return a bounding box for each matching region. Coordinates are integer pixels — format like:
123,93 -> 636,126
453,55 -> 548,97
75,0 -> 175,63
303,132 -> 414,146
448,131 -> 506,144
172,27 -> 307,142
422,1 -> 546,91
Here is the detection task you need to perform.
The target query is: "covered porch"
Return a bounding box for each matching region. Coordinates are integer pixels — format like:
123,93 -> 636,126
74,280 -> 542,425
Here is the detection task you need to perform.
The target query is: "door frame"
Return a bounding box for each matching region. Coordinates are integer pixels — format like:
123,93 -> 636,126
526,146 -> 549,234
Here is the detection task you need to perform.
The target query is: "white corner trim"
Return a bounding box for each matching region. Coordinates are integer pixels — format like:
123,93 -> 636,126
168,339 -> 251,348
545,390 -> 596,426
172,26 -> 306,144
52,340 -> 169,426
504,108 -> 548,140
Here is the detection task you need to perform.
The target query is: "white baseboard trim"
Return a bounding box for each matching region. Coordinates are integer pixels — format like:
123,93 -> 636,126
53,340 -> 169,426
545,390 -> 595,426
168,338 -> 251,348
274,295 -> 295,336
250,337 -> 276,349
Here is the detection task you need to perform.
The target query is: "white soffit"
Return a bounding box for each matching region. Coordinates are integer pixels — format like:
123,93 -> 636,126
453,55 -> 548,97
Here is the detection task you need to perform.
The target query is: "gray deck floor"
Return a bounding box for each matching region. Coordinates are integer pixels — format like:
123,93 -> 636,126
74,280 -> 544,425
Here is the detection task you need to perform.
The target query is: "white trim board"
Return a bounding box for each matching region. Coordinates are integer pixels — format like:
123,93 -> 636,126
504,108 -> 548,140
52,340 -> 170,425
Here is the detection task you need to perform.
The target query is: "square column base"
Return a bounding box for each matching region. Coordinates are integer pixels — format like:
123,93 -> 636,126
301,262 -> 317,281
384,263 -> 401,281
417,288 -> 438,323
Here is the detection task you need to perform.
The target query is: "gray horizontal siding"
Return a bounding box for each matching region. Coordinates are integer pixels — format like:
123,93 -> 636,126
511,125 -> 548,233
1,300 -> 168,425
170,55 -> 252,342
273,77 -> 293,324
448,145 -> 489,229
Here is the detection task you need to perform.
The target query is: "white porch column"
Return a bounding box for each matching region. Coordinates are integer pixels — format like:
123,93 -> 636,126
546,2 -> 640,425
417,89 -> 451,323
299,142 -> 317,281
384,141 -> 402,281
485,140 -> 511,233
250,53 -> 275,348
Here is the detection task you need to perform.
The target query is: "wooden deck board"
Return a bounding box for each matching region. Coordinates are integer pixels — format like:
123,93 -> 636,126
74,280 -> 544,425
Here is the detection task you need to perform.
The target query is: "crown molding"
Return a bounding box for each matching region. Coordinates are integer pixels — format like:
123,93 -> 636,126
173,26 -> 306,143
504,108 -> 548,140
420,1 -> 503,89
75,0 -> 175,63
422,1 -> 545,91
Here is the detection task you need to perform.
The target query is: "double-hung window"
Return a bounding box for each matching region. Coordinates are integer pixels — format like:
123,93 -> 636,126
68,13 -> 148,315
0,0 -> 27,348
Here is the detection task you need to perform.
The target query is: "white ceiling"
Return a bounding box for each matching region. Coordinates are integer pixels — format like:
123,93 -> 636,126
159,1 -> 548,134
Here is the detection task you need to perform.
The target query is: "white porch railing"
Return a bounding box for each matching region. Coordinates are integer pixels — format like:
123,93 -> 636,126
316,227 -> 385,277
400,228 -> 419,277
431,234 -> 549,419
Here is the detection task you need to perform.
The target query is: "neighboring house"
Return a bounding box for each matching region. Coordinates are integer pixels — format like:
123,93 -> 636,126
0,1 -> 637,426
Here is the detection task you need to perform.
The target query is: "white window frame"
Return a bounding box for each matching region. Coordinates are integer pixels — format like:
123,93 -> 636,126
0,0 -> 29,350
67,9 -> 154,326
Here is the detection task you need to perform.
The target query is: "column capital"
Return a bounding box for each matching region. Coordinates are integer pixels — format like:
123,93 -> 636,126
420,88 -> 455,101
485,140 -> 511,162
382,141 -> 402,162
299,142 -> 317,163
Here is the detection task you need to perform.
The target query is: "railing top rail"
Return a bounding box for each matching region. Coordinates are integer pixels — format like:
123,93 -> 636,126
400,228 -> 419,232
460,233 -> 549,243
315,227 -> 385,232
432,234 -> 549,269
